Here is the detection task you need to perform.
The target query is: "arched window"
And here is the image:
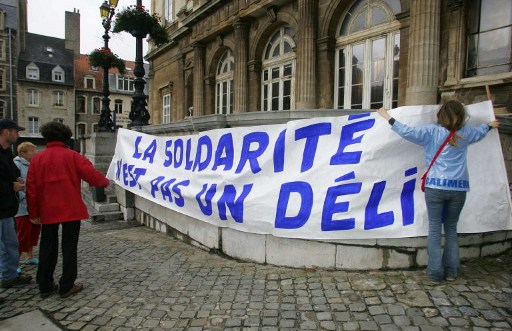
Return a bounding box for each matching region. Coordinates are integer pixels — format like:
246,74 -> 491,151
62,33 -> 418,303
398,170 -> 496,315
215,50 -> 234,115
261,26 -> 296,111
335,0 -> 401,110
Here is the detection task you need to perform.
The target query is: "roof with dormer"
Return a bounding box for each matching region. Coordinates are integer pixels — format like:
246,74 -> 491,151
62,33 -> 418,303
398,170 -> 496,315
17,33 -> 74,86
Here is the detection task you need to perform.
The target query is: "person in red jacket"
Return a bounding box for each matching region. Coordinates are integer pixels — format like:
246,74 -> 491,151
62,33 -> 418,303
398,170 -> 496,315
27,122 -> 109,299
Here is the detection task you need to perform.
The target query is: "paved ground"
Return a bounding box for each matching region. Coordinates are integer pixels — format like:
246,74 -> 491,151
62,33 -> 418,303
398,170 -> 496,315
0,219 -> 511,331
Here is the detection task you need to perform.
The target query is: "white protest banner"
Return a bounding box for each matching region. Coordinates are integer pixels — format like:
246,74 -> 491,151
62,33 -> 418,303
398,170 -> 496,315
106,101 -> 512,239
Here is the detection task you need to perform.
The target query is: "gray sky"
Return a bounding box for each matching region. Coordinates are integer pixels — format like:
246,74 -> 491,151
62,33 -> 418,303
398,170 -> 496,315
27,0 -> 151,61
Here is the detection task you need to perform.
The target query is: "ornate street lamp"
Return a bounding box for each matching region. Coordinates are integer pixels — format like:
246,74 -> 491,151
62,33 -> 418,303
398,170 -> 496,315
129,0 -> 151,128
97,0 -> 119,132
111,0 -> 169,127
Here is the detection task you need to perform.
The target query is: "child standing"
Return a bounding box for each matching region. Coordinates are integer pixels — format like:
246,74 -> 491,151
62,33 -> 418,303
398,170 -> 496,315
14,142 -> 40,266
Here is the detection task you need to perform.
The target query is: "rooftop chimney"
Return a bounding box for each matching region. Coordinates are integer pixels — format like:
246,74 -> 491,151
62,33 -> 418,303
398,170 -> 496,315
65,9 -> 80,59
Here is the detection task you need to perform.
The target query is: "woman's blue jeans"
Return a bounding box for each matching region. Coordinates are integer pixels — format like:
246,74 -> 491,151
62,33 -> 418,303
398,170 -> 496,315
424,188 -> 467,282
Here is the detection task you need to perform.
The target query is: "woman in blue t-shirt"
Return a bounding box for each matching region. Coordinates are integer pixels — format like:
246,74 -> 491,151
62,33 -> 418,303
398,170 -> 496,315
377,100 -> 499,284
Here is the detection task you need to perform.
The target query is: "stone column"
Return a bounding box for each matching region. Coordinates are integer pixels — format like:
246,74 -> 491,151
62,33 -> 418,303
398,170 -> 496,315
85,132 -> 116,202
248,60 -> 262,112
317,36 -> 335,109
193,42 -> 205,116
405,0 -> 441,105
204,75 -> 215,115
176,53 -> 186,120
233,19 -> 249,113
296,0 -> 317,109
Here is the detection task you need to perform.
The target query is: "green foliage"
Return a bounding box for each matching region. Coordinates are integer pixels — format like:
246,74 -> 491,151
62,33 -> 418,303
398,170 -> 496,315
88,48 -> 126,74
112,5 -> 170,47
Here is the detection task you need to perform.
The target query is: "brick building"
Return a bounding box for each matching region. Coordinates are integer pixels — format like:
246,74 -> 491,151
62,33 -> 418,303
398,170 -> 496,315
74,54 -> 149,136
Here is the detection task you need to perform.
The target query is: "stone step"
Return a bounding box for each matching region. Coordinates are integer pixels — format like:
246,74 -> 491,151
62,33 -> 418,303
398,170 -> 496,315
90,211 -> 124,222
106,194 -> 118,203
94,202 -> 120,213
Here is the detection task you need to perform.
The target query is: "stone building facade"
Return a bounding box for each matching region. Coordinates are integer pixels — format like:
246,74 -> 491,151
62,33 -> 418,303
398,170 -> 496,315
146,0 -> 511,121
105,0 -> 512,270
16,10 -> 79,147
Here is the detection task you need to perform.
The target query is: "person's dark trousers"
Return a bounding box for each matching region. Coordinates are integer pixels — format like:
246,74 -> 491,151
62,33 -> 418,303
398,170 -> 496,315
37,220 -> 80,294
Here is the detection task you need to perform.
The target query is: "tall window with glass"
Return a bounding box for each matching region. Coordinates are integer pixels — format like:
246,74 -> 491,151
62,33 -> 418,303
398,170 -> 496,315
466,0 -> 512,77
163,94 -> 171,123
335,0 -> 401,110
215,50 -> 234,115
261,26 -> 296,111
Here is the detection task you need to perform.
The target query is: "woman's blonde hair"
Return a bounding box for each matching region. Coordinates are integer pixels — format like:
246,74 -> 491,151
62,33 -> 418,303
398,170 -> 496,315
437,100 -> 466,146
17,141 -> 36,154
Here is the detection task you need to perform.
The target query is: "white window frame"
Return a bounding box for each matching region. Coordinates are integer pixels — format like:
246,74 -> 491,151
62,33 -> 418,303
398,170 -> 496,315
27,89 -> 39,106
466,0 -> 512,77
162,94 -> 171,123
164,0 -> 174,25
114,99 -> 123,114
85,76 -> 95,89
52,66 -> 65,82
26,63 -> 39,80
334,0 -> 400,110
215,50 -> 234,115
28,116 -> 39,134
117,75 -> 135,92
53,91 -> 65,107
261,26 -> 296,111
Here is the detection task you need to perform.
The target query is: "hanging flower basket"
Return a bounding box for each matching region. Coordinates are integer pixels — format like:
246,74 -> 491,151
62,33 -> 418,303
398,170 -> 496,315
112,5 -> 170,47
88,48 -> 126,74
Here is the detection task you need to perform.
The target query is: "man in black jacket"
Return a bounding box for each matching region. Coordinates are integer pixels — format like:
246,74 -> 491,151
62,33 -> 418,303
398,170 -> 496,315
0,119 -> 32,295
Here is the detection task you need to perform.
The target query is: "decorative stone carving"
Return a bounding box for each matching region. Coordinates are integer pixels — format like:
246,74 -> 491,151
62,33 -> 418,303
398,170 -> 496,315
267,7 -> 277,23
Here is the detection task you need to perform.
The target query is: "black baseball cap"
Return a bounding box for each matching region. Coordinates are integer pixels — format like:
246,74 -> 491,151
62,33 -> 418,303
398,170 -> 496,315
0,119 -> 25,131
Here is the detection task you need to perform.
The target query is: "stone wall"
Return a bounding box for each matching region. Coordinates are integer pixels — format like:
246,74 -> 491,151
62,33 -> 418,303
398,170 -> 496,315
111,109 -> 512,270
127,193 -> 512,270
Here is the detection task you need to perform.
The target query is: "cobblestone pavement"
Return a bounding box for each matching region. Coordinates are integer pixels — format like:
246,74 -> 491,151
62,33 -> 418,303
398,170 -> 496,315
1,219 -> 511,331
